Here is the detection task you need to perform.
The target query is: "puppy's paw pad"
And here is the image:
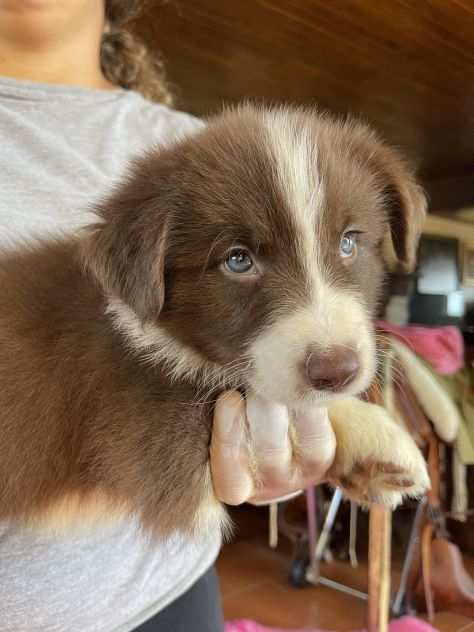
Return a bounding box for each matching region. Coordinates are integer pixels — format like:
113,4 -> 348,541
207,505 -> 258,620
328,400 -> 431,508
355,459 -> 418,490
333,455 -> 429,509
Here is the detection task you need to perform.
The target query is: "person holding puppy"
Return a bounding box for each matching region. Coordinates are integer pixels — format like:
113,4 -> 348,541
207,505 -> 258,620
0,1 -> 335,631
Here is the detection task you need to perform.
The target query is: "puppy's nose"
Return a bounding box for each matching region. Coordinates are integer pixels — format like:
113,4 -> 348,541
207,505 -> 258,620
305,346 -> 360,392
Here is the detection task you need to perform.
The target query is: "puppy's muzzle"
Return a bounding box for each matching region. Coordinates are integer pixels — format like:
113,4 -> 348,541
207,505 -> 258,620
305,346 -> 360,393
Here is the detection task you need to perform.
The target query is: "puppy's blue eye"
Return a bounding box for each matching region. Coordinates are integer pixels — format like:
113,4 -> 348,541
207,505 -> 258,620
224,248 -> 255,274
340,232 -> 357,259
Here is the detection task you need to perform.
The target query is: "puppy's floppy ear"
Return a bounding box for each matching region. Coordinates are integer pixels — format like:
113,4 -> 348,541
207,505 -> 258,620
372,143 -> 427,271
81,191 -> 171,322
383,160 -> 427,271
347,120 -> 427,270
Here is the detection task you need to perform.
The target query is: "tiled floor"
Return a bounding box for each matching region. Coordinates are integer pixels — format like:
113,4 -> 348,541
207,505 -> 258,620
216,506 -> 474,632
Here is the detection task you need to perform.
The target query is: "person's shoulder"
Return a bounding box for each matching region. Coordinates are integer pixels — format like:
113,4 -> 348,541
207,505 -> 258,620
120,90 -> 205,146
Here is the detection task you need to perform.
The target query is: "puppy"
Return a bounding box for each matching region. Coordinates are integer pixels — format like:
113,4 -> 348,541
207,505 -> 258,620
0,105 -> 429,538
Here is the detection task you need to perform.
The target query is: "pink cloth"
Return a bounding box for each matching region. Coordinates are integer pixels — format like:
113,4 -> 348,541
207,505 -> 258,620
377,320 -> 464,375
225,616 -> 438,632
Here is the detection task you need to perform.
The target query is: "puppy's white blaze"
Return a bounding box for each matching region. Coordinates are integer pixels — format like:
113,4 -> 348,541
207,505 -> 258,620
263,109 -> 324,300
106,297 -> 222,384
249,294 -> 375,406
263,110 -> 319,218
259,115 -> 375,405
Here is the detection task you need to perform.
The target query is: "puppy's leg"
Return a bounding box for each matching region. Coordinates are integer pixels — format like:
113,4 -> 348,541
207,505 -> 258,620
327,397 -> 430,508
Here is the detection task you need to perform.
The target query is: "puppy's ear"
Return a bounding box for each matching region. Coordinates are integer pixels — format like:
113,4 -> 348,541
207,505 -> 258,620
81,193 -> 171,322
371,142 -> 427,271
346,120 -> 427,270
383,160 -> 427,271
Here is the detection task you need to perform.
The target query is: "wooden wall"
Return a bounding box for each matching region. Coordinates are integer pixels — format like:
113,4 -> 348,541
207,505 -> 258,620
135,1 -> 474,211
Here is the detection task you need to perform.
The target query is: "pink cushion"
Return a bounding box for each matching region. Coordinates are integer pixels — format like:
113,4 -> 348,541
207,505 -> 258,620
225,615 -> 439,632
376,320 -> 464,376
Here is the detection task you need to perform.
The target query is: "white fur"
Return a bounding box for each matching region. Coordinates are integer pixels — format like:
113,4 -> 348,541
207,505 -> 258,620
263,109 -> 323,300
106,297 -> 223,386
192,466 -> 233,541
249,301 -> 375,406
327,396 -> 430,508
263,110 -> 320,228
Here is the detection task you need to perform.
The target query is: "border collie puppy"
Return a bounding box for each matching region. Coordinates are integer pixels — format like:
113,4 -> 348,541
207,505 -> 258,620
0,105 -> 429,537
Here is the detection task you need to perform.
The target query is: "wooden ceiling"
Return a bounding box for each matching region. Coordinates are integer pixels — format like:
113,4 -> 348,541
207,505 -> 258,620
135,1 -> 474,211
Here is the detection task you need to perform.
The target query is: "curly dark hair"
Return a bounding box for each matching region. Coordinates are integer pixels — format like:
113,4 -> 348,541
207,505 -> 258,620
101,0 -> 172,105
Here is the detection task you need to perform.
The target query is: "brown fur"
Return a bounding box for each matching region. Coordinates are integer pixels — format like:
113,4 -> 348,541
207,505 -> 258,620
0,105 -> 426,537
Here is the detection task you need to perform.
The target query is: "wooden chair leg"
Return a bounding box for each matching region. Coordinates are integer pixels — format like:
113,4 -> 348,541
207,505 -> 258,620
368,505 -> 392,632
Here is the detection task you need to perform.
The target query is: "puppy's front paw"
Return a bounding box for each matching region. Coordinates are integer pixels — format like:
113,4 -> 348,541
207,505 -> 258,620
333,457 -> 422,509
327,397 -> 430,509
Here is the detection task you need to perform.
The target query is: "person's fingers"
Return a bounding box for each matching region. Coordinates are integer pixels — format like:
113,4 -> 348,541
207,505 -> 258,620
210,391 -> 254,505
291,405 -> 336,479
210,391 -> 337,507
245,393 -> 294,490
247,403 -> 336,503
248,489 -> 304,506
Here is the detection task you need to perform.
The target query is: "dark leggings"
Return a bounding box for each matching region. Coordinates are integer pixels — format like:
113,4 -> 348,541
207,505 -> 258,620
133,566 -> 225,632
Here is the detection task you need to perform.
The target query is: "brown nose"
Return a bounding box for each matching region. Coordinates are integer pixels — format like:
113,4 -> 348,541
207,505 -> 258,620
305,346 -> 360,392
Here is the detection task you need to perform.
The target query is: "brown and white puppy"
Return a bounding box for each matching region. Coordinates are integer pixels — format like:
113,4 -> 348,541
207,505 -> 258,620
0,105 -> 428,538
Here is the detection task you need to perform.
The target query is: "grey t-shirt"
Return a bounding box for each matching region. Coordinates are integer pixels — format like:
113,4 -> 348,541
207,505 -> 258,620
0,76 -> 221,632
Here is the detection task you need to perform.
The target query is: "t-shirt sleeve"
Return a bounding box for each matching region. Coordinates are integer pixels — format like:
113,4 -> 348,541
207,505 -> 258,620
144,101 -> 206,147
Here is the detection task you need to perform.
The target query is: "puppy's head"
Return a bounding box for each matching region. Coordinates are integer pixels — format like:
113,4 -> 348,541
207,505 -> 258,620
83,105 -> 426,406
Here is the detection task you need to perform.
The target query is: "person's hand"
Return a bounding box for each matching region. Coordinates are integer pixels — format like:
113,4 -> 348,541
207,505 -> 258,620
210,390 -> 336,505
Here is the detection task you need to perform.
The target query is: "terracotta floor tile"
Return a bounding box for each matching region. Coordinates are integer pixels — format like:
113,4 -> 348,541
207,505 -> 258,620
217,505 -> 474,631
218,540 -> 368,630
216,540 -> 289,598
428,611 -> 474,632
222,579 -> 367,630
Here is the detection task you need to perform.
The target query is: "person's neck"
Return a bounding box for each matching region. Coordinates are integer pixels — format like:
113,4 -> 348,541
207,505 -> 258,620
0,40 -> 114,90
